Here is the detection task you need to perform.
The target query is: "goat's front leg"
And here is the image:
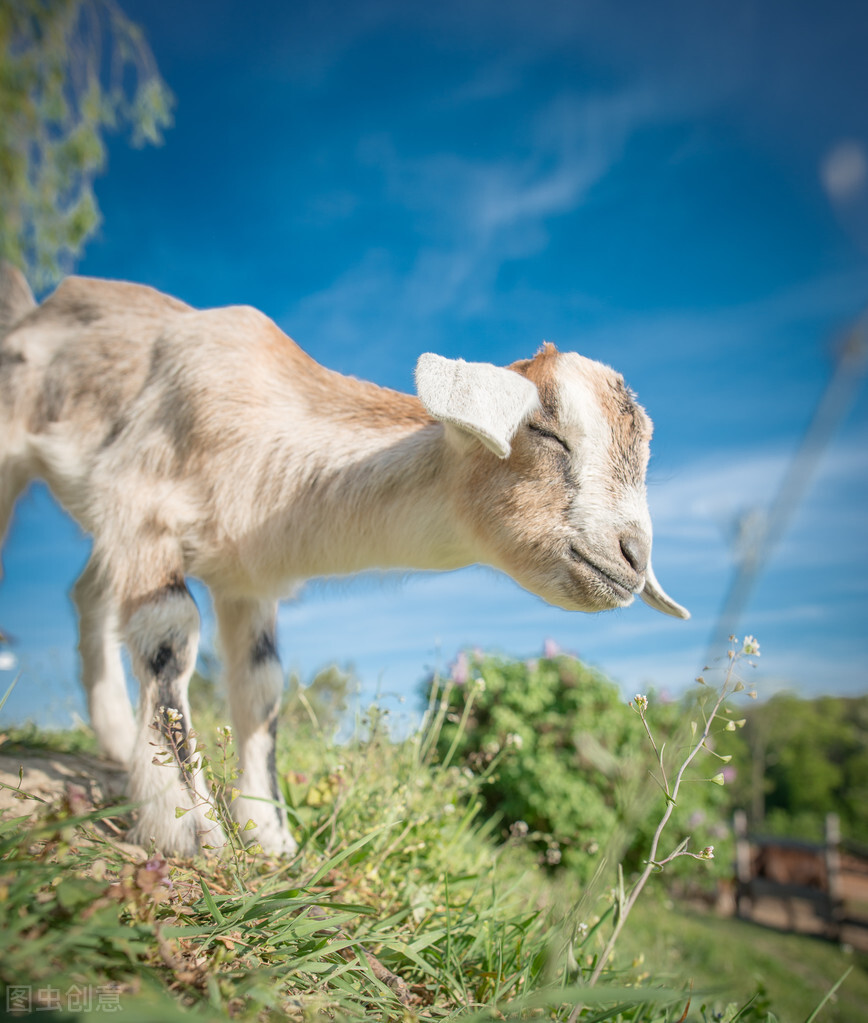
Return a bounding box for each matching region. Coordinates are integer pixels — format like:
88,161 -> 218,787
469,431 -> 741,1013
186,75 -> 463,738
215,596 -> 297,856
123,578 -> 224,855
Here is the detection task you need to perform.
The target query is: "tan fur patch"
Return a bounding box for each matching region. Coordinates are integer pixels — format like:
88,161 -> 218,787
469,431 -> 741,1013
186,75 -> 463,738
509,342 -> 562,425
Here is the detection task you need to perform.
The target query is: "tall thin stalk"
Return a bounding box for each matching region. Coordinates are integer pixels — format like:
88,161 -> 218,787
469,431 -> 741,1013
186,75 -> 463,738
568,635 -> 759,1020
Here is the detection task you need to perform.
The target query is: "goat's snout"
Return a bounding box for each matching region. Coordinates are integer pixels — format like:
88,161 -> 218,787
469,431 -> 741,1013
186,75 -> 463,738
618,531 -> 650,576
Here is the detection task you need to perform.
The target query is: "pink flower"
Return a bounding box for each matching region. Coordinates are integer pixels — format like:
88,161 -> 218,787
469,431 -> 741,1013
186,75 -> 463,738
543,638 -> 561,659
451,651 -> 470,685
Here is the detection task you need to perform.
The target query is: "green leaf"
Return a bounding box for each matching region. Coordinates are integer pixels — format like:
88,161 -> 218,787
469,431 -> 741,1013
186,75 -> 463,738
198,879 -> 226,925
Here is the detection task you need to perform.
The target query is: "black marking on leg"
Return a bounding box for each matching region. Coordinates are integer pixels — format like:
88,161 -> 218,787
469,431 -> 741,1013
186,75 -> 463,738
152,654 -> 196,791
267,713 -> 285,827
157,688 -> 191,753
150,642 -> 183,683
99,415 -> 127,449
251,630 -> 279,667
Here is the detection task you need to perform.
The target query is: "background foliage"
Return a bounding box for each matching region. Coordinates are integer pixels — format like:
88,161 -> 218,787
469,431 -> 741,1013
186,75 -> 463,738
718,691 -> 868,845
425,651 -> 732,886
0,0 -> 172,289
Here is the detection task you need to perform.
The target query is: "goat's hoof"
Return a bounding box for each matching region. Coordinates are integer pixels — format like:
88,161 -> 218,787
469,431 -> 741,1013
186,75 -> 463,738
240,820 -> 298,858
129,806 -> 226,858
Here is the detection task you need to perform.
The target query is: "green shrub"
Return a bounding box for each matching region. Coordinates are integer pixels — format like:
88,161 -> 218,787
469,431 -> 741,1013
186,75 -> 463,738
425,651 -> 731,886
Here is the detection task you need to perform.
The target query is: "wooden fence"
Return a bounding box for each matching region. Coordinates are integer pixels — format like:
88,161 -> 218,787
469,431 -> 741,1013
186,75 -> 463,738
732,810 -> 847,937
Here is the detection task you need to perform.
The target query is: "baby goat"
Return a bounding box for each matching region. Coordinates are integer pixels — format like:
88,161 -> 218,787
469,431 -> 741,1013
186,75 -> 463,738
0,264 -> 688,856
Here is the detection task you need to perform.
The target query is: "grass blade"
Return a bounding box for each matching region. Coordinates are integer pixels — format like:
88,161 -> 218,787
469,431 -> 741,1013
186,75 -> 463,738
804,966 -> 853,1023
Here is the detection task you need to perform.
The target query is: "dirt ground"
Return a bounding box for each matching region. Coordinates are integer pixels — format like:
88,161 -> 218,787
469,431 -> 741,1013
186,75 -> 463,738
0,747 -> 148,858
0,749 -> 126,810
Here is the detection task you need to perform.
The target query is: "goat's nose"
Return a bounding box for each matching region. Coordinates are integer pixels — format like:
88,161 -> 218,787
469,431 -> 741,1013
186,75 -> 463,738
619,532 -> 650,575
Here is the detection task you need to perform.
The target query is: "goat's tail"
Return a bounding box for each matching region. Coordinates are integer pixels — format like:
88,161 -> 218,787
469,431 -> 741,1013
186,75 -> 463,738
0,262 -> 36,338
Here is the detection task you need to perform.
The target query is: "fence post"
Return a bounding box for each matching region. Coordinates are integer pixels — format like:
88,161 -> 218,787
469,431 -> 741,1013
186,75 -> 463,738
733,810 -> 752,919
824,813 -> 843,939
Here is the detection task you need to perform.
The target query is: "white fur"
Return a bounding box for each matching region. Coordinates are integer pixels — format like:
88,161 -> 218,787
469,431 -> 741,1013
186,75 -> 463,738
415,353 -> 540,457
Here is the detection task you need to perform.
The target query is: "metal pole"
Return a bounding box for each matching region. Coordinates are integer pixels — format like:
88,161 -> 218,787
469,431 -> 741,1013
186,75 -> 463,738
705,310 -> 868,665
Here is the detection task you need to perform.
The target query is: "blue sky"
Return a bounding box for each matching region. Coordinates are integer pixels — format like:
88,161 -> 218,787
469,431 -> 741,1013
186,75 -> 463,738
2,0 -> 867,729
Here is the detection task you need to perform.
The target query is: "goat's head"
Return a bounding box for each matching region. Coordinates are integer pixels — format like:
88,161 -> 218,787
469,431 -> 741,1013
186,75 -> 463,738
415,343 -> 688,619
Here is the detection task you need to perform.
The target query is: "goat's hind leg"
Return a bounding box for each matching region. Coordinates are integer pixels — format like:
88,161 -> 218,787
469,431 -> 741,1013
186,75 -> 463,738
216,596 -> 296,856
73,557 -> 135,765
123,573 -> 223,855
0,456 -> 28,586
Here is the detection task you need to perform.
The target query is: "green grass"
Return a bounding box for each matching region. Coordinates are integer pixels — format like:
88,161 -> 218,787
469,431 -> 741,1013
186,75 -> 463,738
1,691 -> 865,1021
617,895 -> 867,1022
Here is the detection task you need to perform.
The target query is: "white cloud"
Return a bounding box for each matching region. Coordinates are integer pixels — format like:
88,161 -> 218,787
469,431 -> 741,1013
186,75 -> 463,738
650,432 -> 868,570
822,141 -> 868,203
284,88 -> 662,359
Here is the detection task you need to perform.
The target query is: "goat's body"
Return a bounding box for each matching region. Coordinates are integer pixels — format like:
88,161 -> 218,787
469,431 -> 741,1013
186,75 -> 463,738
0,273 -> 482,854
0,266 -> 687,856
2,277 -> 466,597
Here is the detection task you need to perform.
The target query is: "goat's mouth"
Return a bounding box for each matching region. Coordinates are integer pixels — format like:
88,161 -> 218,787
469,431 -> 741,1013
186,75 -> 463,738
568,547 -> 637,605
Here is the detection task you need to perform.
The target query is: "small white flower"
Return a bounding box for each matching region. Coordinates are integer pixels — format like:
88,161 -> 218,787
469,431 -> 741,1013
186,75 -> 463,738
633,694 -> 648,713
160,706 -> 182,726
742,635 -> 761,657
506,732 -> 523,750
510,820 -> 529,838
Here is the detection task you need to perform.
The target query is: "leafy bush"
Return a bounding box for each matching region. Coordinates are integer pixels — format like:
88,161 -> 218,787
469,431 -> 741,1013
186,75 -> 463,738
424,650 -> 731,885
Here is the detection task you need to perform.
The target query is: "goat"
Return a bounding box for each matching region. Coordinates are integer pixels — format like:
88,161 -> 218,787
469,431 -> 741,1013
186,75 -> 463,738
0,263 -> 688,856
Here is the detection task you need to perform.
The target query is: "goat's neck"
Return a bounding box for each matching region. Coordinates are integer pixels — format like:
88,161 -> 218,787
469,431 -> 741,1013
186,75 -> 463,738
281,416 -> 475,580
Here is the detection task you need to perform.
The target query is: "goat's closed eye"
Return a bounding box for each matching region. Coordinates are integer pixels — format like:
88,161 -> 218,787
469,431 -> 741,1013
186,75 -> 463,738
527,422 -> 571,454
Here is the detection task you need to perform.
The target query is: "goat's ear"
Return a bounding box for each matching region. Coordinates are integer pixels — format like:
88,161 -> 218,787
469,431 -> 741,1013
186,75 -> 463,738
415,353 -> 540,458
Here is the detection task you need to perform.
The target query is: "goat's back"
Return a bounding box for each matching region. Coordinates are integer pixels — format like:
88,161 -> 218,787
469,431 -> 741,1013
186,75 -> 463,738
3,277 -> 192,435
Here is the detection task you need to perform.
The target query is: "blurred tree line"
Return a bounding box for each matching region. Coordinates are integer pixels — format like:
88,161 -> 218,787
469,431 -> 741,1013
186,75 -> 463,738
717,690 -> 868,845
0,0 -> 172,289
